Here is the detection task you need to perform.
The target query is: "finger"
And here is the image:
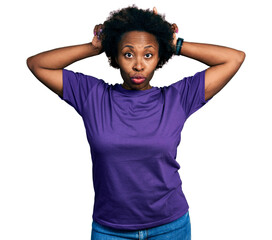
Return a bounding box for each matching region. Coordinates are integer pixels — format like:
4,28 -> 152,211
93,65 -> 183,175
171,23 -> 178,33
153,6 -> 158,15
94,25 -> 99,36
97,24 -> 104,40
94,24 -> 103,36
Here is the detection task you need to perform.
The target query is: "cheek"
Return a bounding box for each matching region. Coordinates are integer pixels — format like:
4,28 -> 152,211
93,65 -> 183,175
146,58 -> 159,71
119,60 -> 131,73
118,60 -> 131,78
117,55 -> 128,67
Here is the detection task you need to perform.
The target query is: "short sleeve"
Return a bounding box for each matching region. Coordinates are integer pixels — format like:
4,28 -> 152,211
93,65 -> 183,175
170,69 -> 213,119
58,69 -> 101,116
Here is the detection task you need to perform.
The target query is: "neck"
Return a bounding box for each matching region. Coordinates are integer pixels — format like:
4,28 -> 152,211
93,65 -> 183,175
121,83 -> 153,91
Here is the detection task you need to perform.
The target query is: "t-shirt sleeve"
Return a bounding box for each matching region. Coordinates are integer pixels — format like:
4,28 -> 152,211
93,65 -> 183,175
170,69 -> 213,119
58,69 -> 101,116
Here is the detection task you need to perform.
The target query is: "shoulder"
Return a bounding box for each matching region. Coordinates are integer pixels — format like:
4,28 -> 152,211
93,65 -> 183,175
169,70 -> 206,92
63,68 -> 111,91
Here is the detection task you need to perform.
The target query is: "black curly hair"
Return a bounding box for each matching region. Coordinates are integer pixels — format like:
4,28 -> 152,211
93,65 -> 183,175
101,5 -> 175,69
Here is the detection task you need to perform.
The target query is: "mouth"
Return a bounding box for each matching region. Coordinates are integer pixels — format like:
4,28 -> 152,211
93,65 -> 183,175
130,76 -> 146,84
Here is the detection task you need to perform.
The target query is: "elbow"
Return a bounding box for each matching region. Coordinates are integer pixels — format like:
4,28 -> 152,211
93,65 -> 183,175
26,56 -> 34,70
237,50 -> 246,64
223,50 -> 246,66
26,56 -> 39,71
229,50 -> 246,67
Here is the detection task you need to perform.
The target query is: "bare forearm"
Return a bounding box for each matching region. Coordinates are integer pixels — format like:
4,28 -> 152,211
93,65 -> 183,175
180,41 -> 245,66
27,42 -> 101,70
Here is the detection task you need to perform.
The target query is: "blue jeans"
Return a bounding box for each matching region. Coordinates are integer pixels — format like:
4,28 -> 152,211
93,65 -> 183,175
91,211 -> 191,240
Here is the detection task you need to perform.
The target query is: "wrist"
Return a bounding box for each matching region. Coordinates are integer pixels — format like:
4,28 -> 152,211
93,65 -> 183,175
89,42 -> 103,56
175,38 -> 184,55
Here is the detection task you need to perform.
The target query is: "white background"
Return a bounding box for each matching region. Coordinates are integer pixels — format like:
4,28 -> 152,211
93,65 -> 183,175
1,0 -> 271,239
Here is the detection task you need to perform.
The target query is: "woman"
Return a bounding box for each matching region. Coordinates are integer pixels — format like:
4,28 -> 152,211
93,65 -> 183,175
27,5 -> 245,240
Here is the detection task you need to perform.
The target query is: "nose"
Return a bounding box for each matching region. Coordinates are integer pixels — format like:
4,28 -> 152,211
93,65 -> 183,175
133,57 -> 144,72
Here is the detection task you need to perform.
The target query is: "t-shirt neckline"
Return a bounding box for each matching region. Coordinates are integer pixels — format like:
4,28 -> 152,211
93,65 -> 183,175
114,84 -> 158,96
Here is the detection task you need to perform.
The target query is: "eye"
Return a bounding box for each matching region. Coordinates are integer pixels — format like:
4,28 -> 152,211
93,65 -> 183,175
145,53 -> 153,59
124,53 -> 133,58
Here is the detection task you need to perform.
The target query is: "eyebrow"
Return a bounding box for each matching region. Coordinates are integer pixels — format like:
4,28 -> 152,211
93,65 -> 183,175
121,45 -> 156,50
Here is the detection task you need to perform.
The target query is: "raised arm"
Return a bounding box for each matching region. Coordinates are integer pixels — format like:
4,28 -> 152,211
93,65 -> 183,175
152,7 -> 246,102
26,24 -> 104,98
179,41 -> 246,101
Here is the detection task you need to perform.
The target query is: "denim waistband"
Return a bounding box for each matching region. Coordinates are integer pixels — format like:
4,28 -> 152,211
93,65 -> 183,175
92,211 -> 190,239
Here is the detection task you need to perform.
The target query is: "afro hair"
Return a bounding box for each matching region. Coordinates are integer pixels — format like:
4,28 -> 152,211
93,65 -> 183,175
101,5 -> 176,69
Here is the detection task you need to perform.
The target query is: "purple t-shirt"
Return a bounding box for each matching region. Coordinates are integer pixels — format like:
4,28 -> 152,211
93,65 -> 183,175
59,68 -> 212,230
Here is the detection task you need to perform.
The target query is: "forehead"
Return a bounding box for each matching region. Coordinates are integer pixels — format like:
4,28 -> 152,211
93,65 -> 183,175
118,31 -> 158,48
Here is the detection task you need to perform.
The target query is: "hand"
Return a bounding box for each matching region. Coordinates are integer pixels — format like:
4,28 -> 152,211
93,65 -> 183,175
92,24 -> 104,53
153,7 -> 178,47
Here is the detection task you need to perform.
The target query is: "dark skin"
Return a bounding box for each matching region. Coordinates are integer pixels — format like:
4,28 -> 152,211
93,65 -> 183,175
115,31 -> 160,91
93,9 -> 177,91
27,7 -> 245,101
92,7 -> 245,100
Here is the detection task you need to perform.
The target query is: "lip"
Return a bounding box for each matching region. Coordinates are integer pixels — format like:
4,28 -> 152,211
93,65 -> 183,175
131,74 -> 146,78
131,78 -> 145,84
130,75 -> 146,84
131,77 -> 146,84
